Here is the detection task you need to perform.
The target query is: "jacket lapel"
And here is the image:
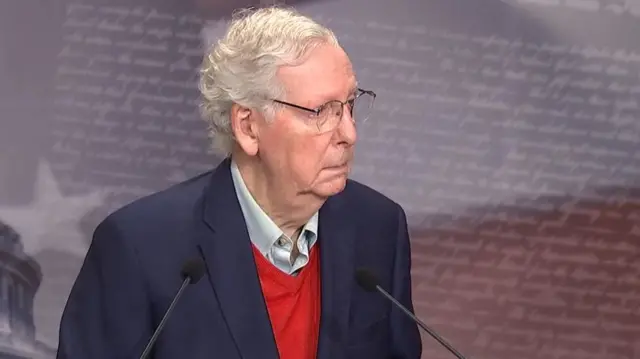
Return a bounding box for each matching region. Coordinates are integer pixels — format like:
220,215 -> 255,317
316,192 -> 356,359
195,158 -> 279,359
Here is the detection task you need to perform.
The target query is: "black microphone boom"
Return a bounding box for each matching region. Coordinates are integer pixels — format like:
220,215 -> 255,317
355,268 -> 468,359
138,258 -> 206,359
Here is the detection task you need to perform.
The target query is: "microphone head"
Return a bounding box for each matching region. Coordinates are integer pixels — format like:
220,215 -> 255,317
180,258 -> 206,284
355,268 -> 379,292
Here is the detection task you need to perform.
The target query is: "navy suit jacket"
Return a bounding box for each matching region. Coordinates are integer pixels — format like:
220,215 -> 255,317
57,158 -> 422,359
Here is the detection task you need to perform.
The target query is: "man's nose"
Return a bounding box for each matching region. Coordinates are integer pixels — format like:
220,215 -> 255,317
336,107 -> 357,145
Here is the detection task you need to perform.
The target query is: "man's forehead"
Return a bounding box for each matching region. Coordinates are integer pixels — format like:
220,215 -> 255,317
283,69 -> 357,105
308,71 -> 357,95
278,44 -> 356,101
294,78 -> 357,107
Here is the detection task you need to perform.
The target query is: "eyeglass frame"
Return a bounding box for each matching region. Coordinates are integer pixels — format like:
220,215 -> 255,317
271,88 -> 377,130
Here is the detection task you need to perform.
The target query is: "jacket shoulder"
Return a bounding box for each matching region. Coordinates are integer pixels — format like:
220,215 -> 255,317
344,179 -> 402,209
98,170 -> 212,234
341,179 -> 405,222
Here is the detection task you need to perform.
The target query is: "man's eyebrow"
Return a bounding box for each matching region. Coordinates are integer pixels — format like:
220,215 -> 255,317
347,83 -> 359,97
312,82 -> 360,106
351,81 -> 359,92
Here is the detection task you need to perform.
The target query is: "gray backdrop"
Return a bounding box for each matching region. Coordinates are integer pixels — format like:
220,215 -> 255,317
1,0 -> 639,358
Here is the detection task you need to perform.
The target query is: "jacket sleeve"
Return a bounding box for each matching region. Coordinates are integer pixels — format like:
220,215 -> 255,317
56,217 -> 153,359
389,205 -> 422,359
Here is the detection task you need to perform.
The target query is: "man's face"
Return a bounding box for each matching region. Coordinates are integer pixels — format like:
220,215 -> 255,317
257,43 -> 358,199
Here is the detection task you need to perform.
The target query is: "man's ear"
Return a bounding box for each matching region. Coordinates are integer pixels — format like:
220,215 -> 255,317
230,103 -> 259,156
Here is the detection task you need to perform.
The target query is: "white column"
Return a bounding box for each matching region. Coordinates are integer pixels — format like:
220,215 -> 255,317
0,274 -> 11,333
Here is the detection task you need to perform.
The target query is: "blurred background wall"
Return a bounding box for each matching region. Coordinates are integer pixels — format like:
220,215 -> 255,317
0,0 -> 639,358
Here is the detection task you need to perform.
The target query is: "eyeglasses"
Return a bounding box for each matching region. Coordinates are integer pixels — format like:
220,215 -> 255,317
272,88 -> 376,133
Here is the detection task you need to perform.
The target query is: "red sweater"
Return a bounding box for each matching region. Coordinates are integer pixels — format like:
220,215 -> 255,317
252,244 -> 321,359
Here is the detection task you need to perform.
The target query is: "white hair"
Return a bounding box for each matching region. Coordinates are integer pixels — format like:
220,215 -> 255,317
198,6 -> 340,156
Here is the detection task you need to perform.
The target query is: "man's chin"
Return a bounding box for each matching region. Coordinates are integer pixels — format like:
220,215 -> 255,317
314,177 -> 348,198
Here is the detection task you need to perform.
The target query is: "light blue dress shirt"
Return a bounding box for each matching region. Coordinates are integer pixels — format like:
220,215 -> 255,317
230,160 -> 319,275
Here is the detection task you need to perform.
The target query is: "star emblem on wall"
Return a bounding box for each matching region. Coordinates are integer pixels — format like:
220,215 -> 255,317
0,161 -> 107,258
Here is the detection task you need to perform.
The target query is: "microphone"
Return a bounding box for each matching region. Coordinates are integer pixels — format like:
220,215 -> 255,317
138,258 -> 206,359
355,268 -> 468,359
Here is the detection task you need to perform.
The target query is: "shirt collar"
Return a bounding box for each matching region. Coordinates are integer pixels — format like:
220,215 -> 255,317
230,160 -> 318,256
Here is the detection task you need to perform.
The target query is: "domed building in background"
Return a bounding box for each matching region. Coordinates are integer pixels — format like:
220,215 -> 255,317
0,220 -> 55,359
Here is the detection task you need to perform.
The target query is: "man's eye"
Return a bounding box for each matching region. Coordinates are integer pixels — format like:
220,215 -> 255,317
310,105 -> 327,118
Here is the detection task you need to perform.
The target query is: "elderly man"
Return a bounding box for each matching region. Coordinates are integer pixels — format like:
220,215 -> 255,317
57,6 -> 422,359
